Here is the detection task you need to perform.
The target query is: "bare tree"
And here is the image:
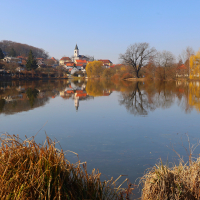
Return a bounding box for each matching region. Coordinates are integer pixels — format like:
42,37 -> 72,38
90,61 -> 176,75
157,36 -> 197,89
178,46 -> 195,76
119,43 -> 157,78
155,51 -> 176,80
178,47 -> 195,64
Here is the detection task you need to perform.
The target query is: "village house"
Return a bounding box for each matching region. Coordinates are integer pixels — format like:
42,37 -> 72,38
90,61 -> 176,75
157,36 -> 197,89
98,59 -> 113,68
63,62 -> 74,70
176,64 -> 189,78
51,57 -> 58,64
3,57 -> 22,64
59,57 -> 71,65
36,58 -> 45,64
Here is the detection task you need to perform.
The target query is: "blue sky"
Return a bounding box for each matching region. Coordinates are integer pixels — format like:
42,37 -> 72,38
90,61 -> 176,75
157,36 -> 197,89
1,0 -> 200,63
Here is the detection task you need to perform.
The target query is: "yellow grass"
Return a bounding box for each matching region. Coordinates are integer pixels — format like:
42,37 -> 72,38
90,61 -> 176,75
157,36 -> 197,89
140,158 -> 200,200
0,133 -> 134,200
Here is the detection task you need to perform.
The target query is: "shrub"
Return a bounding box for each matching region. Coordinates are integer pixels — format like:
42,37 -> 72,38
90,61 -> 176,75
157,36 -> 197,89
141,158 -> 200,199
0,133 -> 134,199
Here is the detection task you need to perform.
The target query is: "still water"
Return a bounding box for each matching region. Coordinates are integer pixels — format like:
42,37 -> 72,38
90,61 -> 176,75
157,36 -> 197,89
0,79 -> 200,196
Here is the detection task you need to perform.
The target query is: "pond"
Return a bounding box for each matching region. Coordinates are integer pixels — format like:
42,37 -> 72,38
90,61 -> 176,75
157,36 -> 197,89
0,79 -> 200,198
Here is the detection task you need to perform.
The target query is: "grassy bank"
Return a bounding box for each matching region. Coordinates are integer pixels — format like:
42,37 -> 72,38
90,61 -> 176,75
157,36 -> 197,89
0,133 -> 134,200
140,158 -> 200,199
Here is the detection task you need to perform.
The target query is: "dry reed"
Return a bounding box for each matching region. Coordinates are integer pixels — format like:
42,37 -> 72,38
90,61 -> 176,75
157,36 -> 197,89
140,158 -> 200,200
0,133 -> 134,200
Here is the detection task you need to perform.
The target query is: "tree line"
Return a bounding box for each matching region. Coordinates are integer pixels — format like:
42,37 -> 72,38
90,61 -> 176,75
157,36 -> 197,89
0,40 -> 49,58
85,43 -> 198,80
119,42 -> 196,80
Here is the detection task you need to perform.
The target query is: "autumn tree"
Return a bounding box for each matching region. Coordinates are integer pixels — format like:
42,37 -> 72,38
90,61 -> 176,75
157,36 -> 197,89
178,46 -> 195,75
142,56 -> 157,79
26,50 -> 37,71
3,62 -> 19,74
119,43 -> 157,78
102,68 -> 115,78
155,51 -> 176,80
189,50 -> 200,79
85,61 -> 103,77
0,48 -> 4,59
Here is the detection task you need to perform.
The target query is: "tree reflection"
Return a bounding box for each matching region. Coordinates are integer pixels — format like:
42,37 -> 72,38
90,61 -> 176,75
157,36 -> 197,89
119,82 -> 156,115
0,79 -> 200,115
188,81 -> 200,112
0,99 -> 5,112
26,88 -> 39,108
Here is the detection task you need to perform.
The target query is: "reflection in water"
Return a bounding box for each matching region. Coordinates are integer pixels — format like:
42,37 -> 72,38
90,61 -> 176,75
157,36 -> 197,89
26,88 -> 39,108
0,79 -> 200,115
0,99 -> 5,111
119,82 -> 156,115
59,81 -> 94,111
0,80 -> 69,114
189,81 -> 200,112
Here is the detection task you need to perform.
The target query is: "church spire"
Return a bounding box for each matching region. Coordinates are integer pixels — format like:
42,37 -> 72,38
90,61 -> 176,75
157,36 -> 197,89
75,44 -> 78,50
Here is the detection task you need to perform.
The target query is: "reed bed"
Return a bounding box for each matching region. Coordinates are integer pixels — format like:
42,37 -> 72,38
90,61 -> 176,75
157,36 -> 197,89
0,133 -> 134,200
140,158 -> 200,200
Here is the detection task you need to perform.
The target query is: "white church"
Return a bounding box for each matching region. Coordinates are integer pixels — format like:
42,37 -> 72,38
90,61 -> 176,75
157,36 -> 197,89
72,44 -> 90,62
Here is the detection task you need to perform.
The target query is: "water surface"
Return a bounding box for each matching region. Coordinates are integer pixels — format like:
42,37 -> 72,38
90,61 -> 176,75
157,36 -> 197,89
0,79 -> 200,197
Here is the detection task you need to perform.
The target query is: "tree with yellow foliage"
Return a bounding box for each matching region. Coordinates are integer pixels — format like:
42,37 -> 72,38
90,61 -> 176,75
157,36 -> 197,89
189,50 -> 200,79
85,61 -> 103,78
188,81 -> 200,112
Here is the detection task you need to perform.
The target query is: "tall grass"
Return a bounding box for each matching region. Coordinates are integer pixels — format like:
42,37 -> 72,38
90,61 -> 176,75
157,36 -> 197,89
0,133 -> 134,200
141,146 -> 200,200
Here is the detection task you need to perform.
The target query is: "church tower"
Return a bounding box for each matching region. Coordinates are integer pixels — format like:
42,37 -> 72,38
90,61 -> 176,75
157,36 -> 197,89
74,44 -> 79,58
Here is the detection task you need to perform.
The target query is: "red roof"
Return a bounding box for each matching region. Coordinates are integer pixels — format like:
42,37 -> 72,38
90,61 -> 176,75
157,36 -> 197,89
177,64 -> 187,70
60,57 -> 71,61
76,93 -> 87,97
66,90 -> 74,94
98,59 -> 112,64
65,62 -> 74,66
76,90 -> 87,97
110,64 -> 123,68
17,56 -> 25,59
76,90 -> 85,93
76,63 -> 84,67
51,57 -> 56,61
76,60 -> 87,63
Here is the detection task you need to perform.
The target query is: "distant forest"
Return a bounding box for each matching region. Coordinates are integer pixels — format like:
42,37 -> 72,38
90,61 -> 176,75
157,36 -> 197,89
0,40 -> 49,58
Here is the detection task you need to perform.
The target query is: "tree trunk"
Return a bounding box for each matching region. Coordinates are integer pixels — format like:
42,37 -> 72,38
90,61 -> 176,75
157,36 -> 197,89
136,70 -> 139,78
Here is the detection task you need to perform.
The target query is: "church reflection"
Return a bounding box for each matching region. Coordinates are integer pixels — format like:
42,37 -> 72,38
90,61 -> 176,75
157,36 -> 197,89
59,81 -> 94,111
1,79 -> 200,115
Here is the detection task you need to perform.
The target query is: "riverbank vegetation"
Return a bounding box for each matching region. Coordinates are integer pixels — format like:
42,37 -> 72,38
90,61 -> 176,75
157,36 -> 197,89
85,44 -> 199,81
1,40 -> 199,81
0,133 -> 134,199
141,154 -> 200,199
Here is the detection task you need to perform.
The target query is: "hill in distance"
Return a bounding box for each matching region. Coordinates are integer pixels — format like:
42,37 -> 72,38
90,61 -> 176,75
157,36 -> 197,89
0,40 -> 49,59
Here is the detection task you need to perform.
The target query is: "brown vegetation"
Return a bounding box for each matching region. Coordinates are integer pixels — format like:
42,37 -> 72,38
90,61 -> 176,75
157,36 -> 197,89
0,133 -> 134,199
141,158 -> 200,200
